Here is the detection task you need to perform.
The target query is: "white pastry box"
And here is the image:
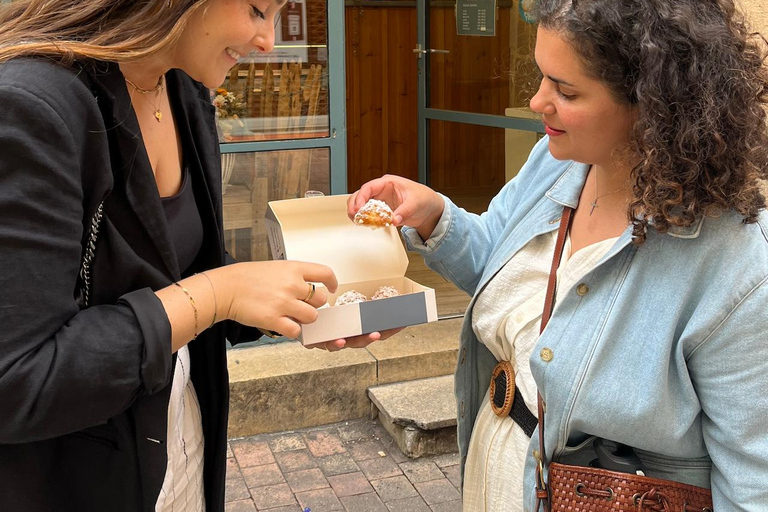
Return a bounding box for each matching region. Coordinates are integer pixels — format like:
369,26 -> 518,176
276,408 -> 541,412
265,194 -> 438,345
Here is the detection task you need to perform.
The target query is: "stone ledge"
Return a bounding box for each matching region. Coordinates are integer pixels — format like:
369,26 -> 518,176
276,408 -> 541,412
227,318 -> 462,437
368,375 -> 456,431
368,376 -> 458,458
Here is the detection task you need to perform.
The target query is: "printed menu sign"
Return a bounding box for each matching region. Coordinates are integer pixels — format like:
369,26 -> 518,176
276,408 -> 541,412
456,0 -> 496,36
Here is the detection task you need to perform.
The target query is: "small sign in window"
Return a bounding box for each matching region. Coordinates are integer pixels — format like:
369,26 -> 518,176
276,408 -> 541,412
456,0 -> 497,37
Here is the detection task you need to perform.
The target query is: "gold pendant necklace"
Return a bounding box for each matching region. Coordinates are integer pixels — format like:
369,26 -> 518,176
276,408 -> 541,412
125,75 -> 165,122
589,167 -> 625,216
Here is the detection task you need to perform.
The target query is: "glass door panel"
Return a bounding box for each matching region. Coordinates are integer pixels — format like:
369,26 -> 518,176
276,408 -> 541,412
427,0 -> 539,116
216,0 -> 330,143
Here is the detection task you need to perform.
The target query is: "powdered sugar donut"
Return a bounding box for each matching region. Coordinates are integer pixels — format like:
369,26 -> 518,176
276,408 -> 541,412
354,199 -> 393,228
371,286 -> 400,300
334,290 -> 368,306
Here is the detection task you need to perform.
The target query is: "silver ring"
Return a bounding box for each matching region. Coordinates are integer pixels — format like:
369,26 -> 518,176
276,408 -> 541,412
303,283 -> 316,302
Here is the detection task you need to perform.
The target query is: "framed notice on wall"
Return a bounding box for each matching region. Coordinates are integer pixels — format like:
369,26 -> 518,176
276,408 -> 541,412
243,0 -> 309,64
456,0 -> 497,36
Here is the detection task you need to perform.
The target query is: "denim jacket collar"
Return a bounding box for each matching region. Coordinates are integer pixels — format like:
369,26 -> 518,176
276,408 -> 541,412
544,160 -> 704,239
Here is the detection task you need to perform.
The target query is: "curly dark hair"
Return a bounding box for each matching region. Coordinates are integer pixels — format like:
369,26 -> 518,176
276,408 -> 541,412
536,0 -> 768,243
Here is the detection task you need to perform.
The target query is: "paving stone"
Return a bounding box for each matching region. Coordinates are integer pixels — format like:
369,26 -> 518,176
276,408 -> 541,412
316,453 -> 360,477
431,453 -> 460,469
441,465 -> 461,489
242,463 -> 285,488
225,499 -> 257,512
370,427 -> 409,463
275,449 -> 318,472
386,496 -> 432,512
399,460 -> 444,484
295,488 -> 344,512
346,439 -> 389,461
336,420 -> 378,443
227,443 -> 234,459
429,500 -> 462,512
371,475 -> 419,502
225,420 -> 462,512
303,430 -> 347,457
284,468 -> 329,493
225,476 -> 251,502
358,456 -> 403,481
250,483 -> 296,510
340,492 -> 389,512
327,471 -> 374,497
227,457 -> 243,480
414,480 -> 461,505
387,445 -> 409,464
231,439 -> 275,468
269,434 -> 307,453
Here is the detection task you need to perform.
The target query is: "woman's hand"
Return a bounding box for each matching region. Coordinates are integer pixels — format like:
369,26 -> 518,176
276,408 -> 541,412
304,327 -> 404,352
347,175 -> 444,240
206,260 -> 337,339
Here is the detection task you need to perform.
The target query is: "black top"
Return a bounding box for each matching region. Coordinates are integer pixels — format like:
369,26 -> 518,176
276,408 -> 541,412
161,167 -> 204,274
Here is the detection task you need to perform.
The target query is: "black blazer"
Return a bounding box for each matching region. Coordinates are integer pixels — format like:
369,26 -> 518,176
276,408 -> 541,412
0,58 -> 241,511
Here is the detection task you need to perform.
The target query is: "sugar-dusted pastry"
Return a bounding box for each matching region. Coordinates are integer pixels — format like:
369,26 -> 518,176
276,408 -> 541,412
371,286 -> 400,300
334,290 -> 368,306
354,199 -> 393,228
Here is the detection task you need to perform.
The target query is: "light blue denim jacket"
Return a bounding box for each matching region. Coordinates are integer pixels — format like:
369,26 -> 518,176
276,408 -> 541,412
402,137 -> 768,511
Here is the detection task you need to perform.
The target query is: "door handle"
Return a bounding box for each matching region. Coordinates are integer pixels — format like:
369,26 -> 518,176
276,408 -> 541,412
412,44 -> 450,58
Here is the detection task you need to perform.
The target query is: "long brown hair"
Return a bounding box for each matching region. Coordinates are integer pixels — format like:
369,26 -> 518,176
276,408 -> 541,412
536,0 -> 768,244
0,0 -> 210,64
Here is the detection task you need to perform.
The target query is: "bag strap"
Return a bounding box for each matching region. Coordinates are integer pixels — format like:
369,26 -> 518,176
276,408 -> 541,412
73,64 -> 106,309
534,206 -> 574,512
76,202 -> 105,308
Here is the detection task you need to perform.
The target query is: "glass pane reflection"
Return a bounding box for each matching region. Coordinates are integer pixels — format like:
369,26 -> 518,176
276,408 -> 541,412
215,0 -> 329,142
222,148 -> 330,262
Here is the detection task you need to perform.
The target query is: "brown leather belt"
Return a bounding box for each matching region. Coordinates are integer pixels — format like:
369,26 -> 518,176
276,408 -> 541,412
490,360 -> 537,437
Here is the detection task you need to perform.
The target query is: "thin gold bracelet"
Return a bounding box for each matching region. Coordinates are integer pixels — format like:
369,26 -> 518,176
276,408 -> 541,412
174,282 -> 199,339
197,271 -> 217,329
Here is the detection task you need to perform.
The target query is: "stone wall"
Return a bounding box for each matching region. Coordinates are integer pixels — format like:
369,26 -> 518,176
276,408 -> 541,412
740,0 -> 767,34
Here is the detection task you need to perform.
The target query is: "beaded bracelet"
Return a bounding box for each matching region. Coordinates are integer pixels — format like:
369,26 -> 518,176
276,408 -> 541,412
174,282 -> 199,339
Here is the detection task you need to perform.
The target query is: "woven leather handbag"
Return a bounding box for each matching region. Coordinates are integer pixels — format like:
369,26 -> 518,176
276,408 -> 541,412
533,207 -> 713,512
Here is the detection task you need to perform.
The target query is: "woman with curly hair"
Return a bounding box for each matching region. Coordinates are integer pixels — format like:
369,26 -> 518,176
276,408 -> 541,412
0,1 -> 383,511
349,0 -> 768,509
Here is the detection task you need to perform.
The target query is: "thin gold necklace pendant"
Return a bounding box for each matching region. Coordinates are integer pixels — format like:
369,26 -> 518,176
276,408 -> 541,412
154,110 -> 163,122
589,201 -> 598,215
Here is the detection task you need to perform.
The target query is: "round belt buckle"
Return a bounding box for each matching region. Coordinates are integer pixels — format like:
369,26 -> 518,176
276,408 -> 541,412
490,360 -> 515,417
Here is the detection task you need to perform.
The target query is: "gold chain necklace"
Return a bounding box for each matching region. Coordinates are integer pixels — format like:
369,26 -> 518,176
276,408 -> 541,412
589,167 -> 625,215
124,75 -> 165,122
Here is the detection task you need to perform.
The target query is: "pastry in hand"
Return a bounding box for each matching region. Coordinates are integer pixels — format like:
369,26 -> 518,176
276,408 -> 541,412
354,199 -> 393,228
371,286 -> 400,300
334,290 -> 368,306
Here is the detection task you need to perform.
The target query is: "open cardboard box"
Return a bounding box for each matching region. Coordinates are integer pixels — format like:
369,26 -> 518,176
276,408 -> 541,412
265,194 -> 438,345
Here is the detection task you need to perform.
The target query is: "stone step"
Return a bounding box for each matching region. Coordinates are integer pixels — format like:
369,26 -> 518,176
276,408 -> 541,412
368,375 -> 458,459
227,318 -> 461,438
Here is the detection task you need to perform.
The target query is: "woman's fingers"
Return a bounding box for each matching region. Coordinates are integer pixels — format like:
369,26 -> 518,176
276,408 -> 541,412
298,262 -> 338,294
303,327 -> 405,352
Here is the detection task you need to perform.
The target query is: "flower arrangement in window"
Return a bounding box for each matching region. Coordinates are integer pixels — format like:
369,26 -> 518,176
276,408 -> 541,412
213,87 -> 248,193
213,87 -> 247,142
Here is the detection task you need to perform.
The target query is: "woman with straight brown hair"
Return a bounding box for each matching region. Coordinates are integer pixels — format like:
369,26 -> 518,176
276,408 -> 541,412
0,1 -> 379,511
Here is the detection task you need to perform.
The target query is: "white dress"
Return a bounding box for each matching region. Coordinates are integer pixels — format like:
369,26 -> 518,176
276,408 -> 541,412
463,233 -> 617,512
154,345 -> 206,512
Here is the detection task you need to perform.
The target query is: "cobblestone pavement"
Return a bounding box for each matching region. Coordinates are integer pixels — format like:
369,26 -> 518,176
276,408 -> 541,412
225,418 -> 462,512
